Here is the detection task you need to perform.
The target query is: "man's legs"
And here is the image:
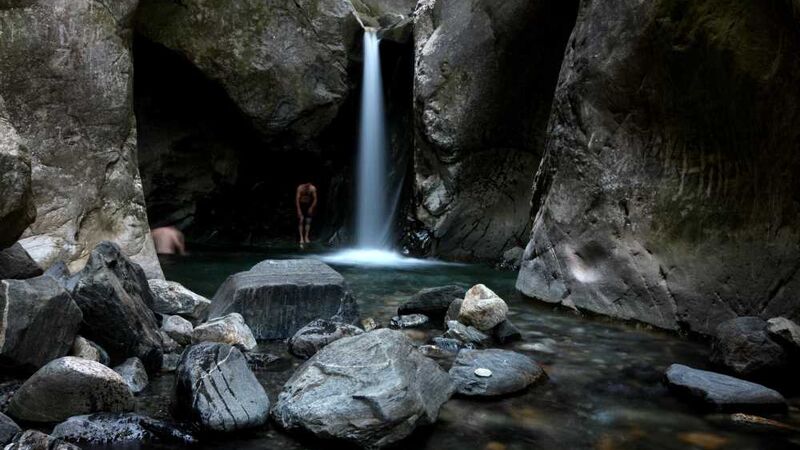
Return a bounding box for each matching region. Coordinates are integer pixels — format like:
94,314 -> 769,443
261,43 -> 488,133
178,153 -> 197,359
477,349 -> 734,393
298,217 -> 306,244
304,217 -> 312,243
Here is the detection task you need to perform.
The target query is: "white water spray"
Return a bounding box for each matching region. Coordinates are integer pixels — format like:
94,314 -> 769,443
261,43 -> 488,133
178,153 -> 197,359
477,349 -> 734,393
355,29 -> 389,249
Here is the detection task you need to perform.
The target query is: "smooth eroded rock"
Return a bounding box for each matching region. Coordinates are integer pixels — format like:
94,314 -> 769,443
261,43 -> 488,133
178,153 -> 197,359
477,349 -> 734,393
665,364 -> 786,413
710,317 -> 788,377
52,413 -> 195,445
162,315 -> 193,346
0,275 -> 82,372
444,320 -> 491,347
191,313 -> 257,352
175,343 -> 269,432
148,279 -> 210,322
113,358 -> 149,395
288,319 -> 363,359
398,285 -> 466,325
0,244 -> 42,281
70,336 -> 110,366
458,284 -> 508,331
7,357 -> 134,422
449,349 -> 545,397
209,259 -> 359,340
274,329 -> 454,448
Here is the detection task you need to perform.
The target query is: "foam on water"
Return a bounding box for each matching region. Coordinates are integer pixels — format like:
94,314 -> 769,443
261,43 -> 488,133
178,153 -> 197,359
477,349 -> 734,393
319,249 -> 457,268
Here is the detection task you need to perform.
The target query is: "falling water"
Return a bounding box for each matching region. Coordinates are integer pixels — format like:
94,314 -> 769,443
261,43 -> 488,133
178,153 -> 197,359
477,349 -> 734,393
356,29 -> 389,249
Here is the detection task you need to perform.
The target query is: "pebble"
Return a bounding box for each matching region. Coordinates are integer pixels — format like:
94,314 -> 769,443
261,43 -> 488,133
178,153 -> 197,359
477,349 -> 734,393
474,368 -> 492,378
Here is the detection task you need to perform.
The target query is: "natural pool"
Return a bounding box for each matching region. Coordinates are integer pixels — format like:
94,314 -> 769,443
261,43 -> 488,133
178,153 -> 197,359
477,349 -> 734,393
129,246 -> 800,450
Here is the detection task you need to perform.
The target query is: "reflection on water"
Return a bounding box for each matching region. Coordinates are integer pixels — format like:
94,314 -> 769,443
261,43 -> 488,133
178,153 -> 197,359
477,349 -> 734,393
126,247 -> 800,450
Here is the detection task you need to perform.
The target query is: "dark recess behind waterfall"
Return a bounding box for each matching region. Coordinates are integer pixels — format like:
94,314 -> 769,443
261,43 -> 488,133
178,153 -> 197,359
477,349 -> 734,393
134,32 -> 414,249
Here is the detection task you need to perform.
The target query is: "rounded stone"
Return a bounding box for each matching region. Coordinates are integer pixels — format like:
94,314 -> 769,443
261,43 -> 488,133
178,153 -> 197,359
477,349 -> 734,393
474,368 -> 493,378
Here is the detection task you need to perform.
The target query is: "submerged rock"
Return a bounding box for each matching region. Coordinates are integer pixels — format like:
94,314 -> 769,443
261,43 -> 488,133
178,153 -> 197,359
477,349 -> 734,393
710,317 -> 788,378
274,329 -> 454,448
4,430 -> 79,450
8,357 -> 134,422
70,336 -> 110,366
161,315 -> 193,346
288,319 -> 363,359
664,364 -> 786,413
389,314 -> 431,330
113,358 -> 149,395
398,285 -> 466,326
458,285 -> 508,331
191,313 -> 257,352
449,349 -> 545,397
175,343 -> 269,432
209,259 -> 359,340
0,412 -> 20,446
52,413 -> 195,445
0,244 -> 42,281
148,279 -> 210,322
444,320 -> 491,347
70,242 -> 164,372
0,275 -> 83,372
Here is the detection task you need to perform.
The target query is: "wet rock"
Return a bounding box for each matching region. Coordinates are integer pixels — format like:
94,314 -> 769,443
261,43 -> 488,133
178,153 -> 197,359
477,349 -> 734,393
191,313 -> 257,352
0,275 -> 82,372
498,247 -> 525,271
160,353 -> 181,373
52,413 -> 195,445
766,317 -> 800,351
0,380 -> 22,413
70,242 -> 163,372
0,106 -> 35,250
175,343 -> 269,432
113,358 -> 148,395
664,364 -> 786,413
516,0 -> 800,336
288,319 -> 363,359
148,279 -> 210,322
444,321 -> 491,347
398,285 -> 466,326
209,259 -> 359,340
70,337 -> 110,366
458,285 -> 508,331
445,298 -> 463,323
161,315 -> 193,346
0,0 -> 161,278
274,329 -> 454,448
492,320 -> 522,344
389,314 -> 431,330
0,412 -> 20,446
449,349 -> 546,397
432,337 -> 472,353
710,317 -> 788,378
4,430 -> 79,450
0,244 -> 42,281
8,357 -> 134,422
245,352 -> 280,371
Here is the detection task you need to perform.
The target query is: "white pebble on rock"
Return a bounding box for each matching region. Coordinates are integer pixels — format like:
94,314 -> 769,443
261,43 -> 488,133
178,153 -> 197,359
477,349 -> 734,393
474,368 -> 493,378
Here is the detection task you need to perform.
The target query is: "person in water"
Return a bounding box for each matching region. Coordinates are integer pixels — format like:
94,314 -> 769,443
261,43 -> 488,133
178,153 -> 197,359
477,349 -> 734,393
151,226 -> 186,255
296,182 -> 318,247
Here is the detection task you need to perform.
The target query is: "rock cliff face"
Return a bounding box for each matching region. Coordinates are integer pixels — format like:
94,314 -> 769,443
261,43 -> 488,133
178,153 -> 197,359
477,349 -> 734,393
0,0 -> 162,277
412,0 -> 579,260
517,0 -> 800,334
0,98 -> 35,249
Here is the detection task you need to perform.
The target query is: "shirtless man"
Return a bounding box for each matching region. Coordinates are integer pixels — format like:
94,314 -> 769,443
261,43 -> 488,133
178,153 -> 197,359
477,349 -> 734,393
296,182 -> 317,247
151,226 -> 186,255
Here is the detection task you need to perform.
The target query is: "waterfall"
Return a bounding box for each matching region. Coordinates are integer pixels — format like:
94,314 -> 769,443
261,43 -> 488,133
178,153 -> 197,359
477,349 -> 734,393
355,29 -> 389,249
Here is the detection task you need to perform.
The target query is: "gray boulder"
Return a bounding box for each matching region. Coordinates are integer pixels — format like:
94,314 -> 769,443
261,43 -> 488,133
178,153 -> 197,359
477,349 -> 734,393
498,246 -> 525,271
70,242 -> 164,372
492,319 -> 522,344
665,364 -> 786,413
0,102 -> 35,250
0,244 -> 42,281
389,314 -> 430,330
397,285 -> 466,325
113,358 -> 149,395
70,336 -> 110,366
458,284 -> 508,331
288,319 -> 363,359
0,275 -> 82,372
161,315 -> 193,346
449,349 -> 545,397
160,353 -> 181,373
191,313 -> 257,352
175,343 -> 269,432
0,412 -> 20,446
7,357 -> 134,422
444,320 -> 491,348
710,317 -> 788,377
0,0 -> 161,278
767,317 -> 800,351
444,298 -> 463,323
274,329 -> 454,448
209,259 -> 359,340
52,413 -> 195,445
4,430 -> 79,450
148,279 -> 210,322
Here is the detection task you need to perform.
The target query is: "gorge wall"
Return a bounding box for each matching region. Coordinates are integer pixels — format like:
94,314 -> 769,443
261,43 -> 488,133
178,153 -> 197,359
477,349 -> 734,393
516,0 -> 800,334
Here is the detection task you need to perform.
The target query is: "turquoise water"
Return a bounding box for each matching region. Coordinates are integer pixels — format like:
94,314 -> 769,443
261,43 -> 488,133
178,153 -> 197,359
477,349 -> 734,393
131,246 -> 800,450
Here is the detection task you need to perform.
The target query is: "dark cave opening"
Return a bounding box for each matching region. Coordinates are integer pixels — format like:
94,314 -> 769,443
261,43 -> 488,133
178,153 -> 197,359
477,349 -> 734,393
133,30 -> 415,249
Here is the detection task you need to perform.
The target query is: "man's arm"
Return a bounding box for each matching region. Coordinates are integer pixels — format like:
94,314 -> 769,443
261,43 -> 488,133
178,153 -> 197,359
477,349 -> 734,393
295,186 -> 303,219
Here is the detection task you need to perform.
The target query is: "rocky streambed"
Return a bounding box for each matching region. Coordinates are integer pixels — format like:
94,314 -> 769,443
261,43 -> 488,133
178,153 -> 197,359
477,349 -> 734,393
2,244 -> 800,450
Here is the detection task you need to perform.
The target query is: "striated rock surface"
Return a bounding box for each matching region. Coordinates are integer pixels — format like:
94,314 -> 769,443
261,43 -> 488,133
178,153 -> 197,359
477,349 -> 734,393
0,0 -> 162,278
274,329 -> 454,448
517,0 -> 800,334
191,313 -> 257,352
7,357 -> 134,423
412,0 -> 579,260
288,319 -> 363,359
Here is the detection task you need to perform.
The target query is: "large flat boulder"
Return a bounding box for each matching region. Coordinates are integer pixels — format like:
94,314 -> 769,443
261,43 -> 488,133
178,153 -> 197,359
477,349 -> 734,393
449,349 -> 545,397
273,329 -> 454,448
0,275 -> 82,372
665,364 -> 786,413
209,259 -> 359,340
70,242 -> 163,372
